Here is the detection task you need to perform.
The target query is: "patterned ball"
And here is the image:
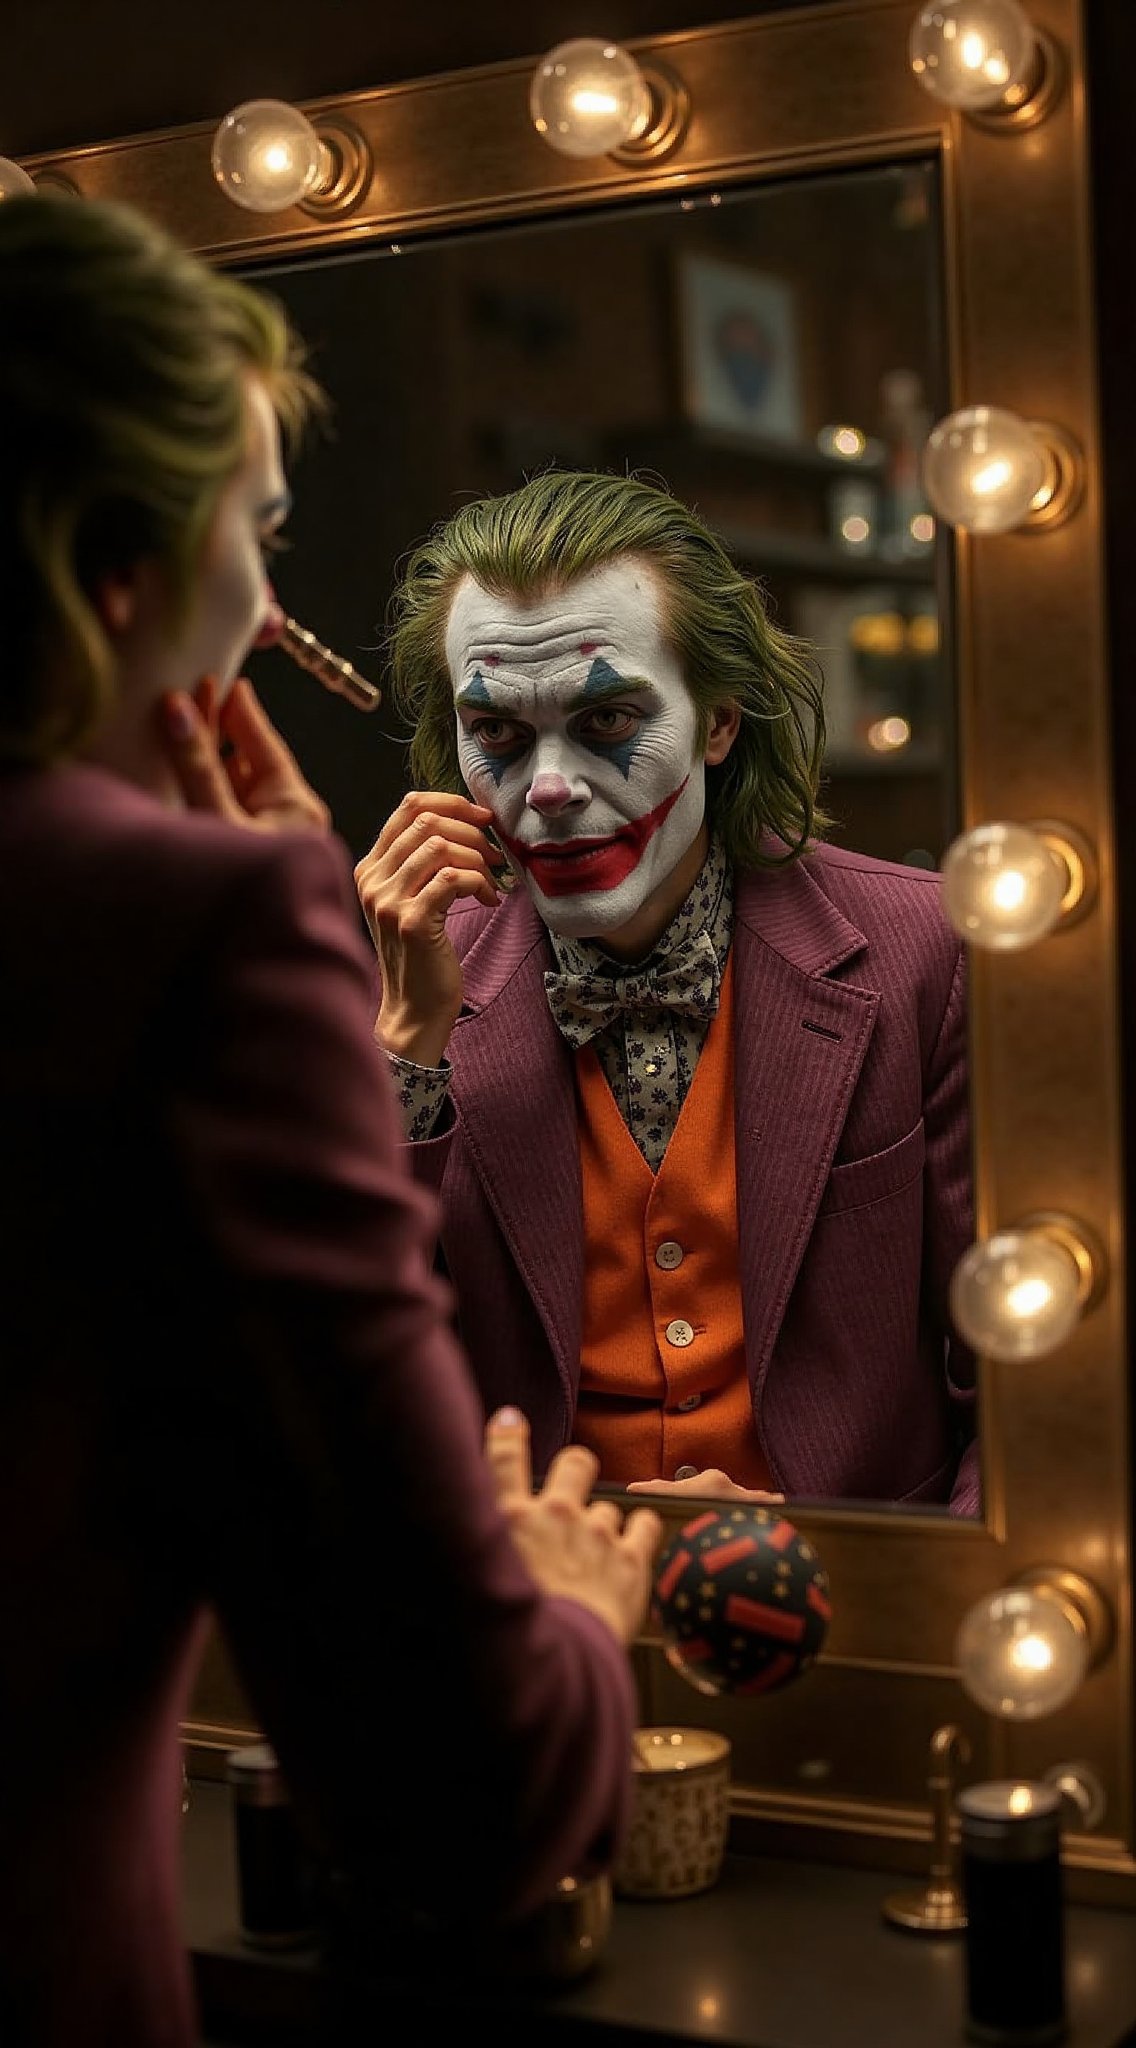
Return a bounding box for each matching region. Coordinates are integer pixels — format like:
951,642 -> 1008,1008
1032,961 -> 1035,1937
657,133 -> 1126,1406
651,1506 -> 832,1696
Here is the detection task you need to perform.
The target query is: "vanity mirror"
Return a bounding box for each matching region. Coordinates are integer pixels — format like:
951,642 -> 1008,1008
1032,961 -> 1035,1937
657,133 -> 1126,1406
28,0 -> 1130,1898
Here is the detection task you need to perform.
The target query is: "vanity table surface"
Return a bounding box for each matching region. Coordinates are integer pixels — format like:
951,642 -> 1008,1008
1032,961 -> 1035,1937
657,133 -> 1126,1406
183,1782 -> 1136,2048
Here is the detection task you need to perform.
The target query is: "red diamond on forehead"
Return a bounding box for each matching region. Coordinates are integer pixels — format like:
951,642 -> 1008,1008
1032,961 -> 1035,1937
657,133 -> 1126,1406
484,653 -> 501,666
579,641 -> 599,655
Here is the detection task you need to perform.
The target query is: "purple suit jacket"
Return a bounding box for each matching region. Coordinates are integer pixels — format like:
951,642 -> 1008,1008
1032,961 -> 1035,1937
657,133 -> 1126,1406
405,840 -> 979,1518
0,764 -> 637,2048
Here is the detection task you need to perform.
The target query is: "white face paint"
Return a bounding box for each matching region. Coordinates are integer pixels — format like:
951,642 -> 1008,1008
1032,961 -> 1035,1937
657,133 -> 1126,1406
447,559 -> 707,942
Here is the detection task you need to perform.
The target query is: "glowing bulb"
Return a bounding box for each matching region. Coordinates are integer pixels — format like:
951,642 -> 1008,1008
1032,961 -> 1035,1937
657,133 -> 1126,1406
867,717 -> 912,752
940,821 -> 1070,950
211,99 -> 330,214
921,405 -> 1051,532
530,39 -> 652,158
949,1225 -> 1085,1361
841,515 -> 871,546
956,1583 -> 1090,1718
909,1 -> 1037,111
0,157 -> 36,199
818,424 -> 868,460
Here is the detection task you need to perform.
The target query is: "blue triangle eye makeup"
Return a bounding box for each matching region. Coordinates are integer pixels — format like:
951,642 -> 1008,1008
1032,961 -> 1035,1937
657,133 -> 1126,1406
456,668 -> 525,786
581,656 -> 621,692
456,657 -> 649,782
575,659 -> 643,778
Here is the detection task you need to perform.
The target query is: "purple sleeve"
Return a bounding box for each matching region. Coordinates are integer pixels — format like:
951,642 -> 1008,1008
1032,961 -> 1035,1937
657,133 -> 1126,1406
165,833 -> 637,1921
922,945 -> 980,1517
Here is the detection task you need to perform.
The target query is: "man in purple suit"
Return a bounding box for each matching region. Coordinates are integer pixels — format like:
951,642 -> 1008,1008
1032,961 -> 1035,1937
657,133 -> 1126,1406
0,199 -> 662,2048
355,469 -> 978,1518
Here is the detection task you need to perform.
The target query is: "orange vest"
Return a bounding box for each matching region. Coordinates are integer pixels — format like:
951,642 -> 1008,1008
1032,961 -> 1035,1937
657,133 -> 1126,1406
573,955 -> 772,1488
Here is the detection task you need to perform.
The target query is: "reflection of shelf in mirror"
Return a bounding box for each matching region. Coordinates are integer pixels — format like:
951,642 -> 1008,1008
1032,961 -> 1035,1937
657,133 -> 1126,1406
608,423 -> 887,480
823,745 -> 942,776
715,525 -> 936,584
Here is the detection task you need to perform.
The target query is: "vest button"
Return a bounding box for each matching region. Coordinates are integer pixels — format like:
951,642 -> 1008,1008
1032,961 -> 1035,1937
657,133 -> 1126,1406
665,1318 -> 695,1348
676,1392 -> 702,1412
673,1464 -> 699,1481
655,1240 -> 684,1270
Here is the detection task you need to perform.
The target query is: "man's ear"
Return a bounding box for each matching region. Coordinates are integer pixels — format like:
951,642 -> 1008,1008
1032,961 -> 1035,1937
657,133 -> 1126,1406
704,699 -> 742,766
90,565 -> 143,639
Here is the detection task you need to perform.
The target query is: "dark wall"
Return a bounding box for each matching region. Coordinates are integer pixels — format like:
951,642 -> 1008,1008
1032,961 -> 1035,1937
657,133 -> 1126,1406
5,0 -> 822,157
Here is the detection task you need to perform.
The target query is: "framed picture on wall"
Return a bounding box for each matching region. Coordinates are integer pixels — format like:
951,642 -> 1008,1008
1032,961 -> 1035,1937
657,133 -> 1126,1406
677,252 -> 804,443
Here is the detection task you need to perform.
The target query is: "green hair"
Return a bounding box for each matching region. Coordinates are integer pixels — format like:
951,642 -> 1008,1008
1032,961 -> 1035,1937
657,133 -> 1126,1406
385,468 -> 832,867
0,193 -> 323,763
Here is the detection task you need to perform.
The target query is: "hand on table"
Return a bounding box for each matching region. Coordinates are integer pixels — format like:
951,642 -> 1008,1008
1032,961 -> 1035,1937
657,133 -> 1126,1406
626,1469 -> 786,1504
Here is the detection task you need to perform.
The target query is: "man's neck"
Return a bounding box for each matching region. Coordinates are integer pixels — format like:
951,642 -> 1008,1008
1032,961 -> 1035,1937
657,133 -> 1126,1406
587,823 -> 711,963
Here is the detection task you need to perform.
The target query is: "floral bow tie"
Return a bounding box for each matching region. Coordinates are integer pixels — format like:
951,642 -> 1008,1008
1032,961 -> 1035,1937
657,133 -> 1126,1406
543,927 -> 722,1049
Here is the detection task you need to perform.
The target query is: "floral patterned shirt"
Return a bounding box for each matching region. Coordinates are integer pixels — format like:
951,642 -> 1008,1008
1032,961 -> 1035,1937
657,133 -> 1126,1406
387,837 -> 734,1171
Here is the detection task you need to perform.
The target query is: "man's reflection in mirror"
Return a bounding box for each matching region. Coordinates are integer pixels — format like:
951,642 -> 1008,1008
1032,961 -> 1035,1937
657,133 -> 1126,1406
356,470 -> 978,1517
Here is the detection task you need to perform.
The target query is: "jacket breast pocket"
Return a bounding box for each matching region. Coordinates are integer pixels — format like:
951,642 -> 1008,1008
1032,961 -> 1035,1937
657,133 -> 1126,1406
819,1118 -> 926,1218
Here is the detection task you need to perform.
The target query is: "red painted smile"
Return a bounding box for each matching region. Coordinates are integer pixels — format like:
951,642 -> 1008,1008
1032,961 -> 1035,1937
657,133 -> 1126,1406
499,778 -> 690,898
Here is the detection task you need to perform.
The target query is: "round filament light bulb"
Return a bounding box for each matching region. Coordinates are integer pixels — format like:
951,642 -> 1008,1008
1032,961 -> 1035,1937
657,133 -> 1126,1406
956,1583 -> 1089,1719
941,821 -> 1068,950
0,157 -> 36,199
529,39 -> 652,158
921,405 -> 1050,532
211,99 -> 329,214
950,1226 -> 1084,1361
909,0 -> 1036,111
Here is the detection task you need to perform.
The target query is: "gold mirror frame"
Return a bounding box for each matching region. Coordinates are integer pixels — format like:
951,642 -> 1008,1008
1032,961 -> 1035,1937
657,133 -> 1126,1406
30,0 -> 1129,1899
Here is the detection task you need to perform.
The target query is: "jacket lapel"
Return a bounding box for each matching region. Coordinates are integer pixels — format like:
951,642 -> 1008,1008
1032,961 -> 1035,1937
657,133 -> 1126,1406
449,892 -> 584,1401
445,856 -> 882,1419
731,862 -> 879,1398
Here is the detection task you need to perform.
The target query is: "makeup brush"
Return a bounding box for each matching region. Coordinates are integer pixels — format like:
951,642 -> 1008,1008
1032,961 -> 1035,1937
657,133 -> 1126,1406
255,596 -> 381,712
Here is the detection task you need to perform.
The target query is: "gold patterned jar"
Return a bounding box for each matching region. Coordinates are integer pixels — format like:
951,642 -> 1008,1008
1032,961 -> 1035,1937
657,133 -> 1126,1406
613,1726 -> 732,1900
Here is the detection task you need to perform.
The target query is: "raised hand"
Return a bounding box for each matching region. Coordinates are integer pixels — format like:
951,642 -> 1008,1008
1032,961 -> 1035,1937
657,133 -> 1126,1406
484,1407 -> 662,1649
354,789 -> 503,1068
160,675 -> 330,835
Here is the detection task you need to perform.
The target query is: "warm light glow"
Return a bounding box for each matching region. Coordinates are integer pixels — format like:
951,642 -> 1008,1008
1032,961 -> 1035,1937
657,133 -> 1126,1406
1005,1275 -> 1051,1320
573,90 -> 618,116
910,512 -> 936,543
922,405 -> 1050,532
949,1225 -> 1083,1361
971,457 -> 1012,496
841,515 -> 871,546
990,867 -> 1027,912
1008,1783 -> 1036,1814
867,717 -> 912,752
530,39 -> 652,157
909,1 -> 1037,112
211,100 -> 328,214
940,820 -> 1068,950
1011,1633 -> 1054,1676
956,1583 -> 1089,1719
850,612 -> 905,657
818,423 -> 868,459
